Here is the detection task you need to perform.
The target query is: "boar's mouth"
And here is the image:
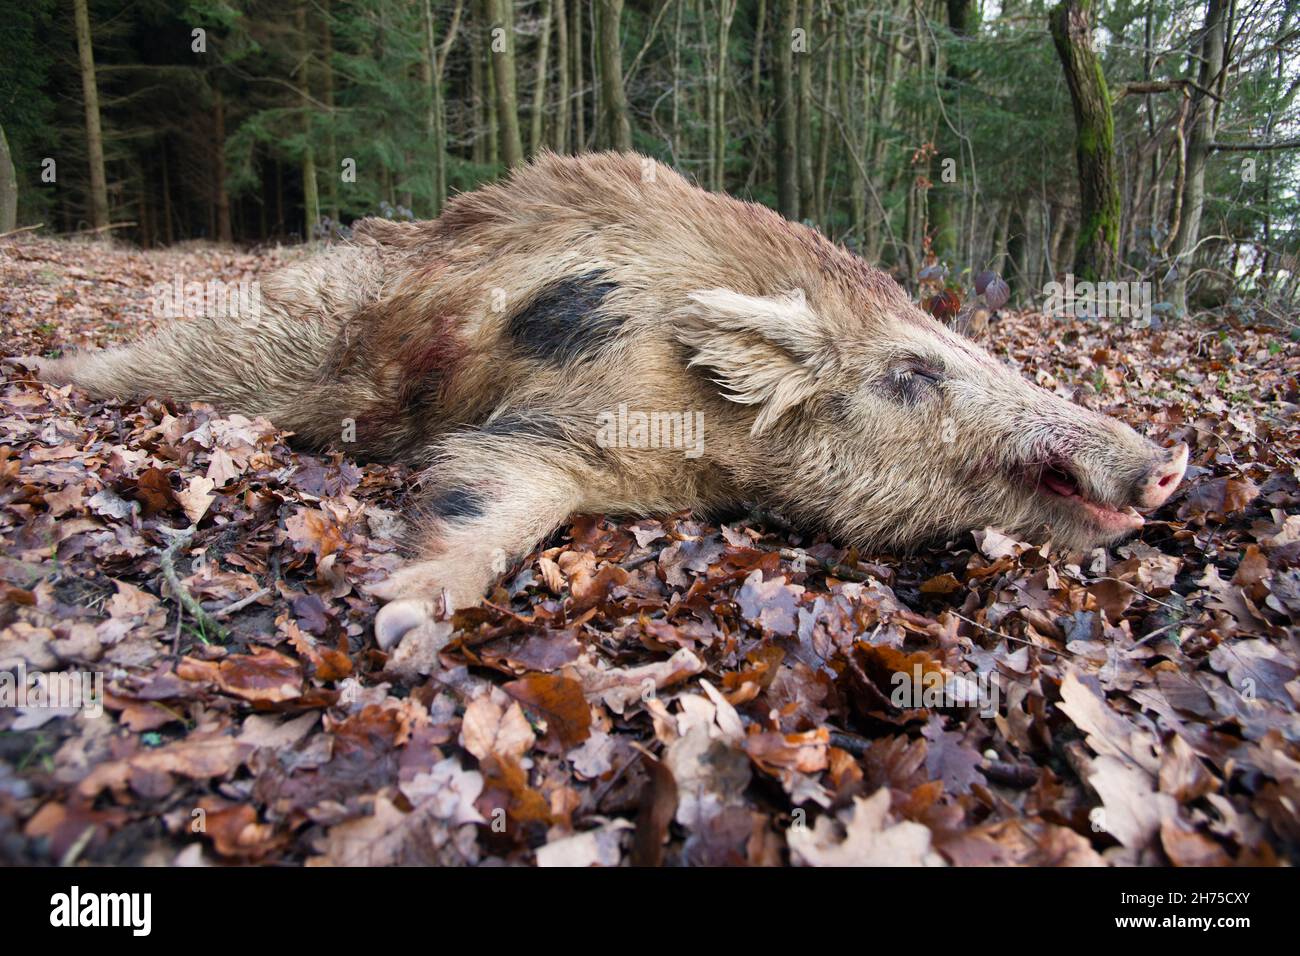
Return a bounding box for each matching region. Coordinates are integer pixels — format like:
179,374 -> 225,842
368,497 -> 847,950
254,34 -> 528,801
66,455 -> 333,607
1025,460 -> 1145,535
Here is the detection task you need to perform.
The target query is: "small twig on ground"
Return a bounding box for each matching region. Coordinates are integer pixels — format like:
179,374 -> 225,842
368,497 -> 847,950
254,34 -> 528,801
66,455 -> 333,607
980,759 -> 1040,789
948,609 -> 1078,658
60,221 -> 137,236
761,544 -> 878,584
1082,575 -> 1184,612
1132,620 -> 1184,648
592,747 -> 652,807
58,824 -> 98,867
207,587 -> 272,619
620,550 -> 663,571
170,602 -> 183,669
828,730 -> 872,756
158,525 -> 230,643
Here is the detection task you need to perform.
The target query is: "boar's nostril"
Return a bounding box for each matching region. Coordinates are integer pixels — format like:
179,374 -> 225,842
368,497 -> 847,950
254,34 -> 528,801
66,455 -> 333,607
1135,442 -> 1189,509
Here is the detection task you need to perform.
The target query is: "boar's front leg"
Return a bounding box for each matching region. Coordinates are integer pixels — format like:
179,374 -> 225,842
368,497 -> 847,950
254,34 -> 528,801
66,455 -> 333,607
366,425 -> 592,650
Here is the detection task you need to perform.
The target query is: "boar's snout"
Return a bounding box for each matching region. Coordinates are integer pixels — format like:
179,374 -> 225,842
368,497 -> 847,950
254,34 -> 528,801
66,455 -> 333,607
1133,442 -> 1189,509
1020,407 -> 1188,546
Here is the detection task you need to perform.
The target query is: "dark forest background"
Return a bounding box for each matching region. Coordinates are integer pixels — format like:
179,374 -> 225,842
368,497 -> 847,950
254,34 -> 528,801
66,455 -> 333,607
1,0 -> 1298,315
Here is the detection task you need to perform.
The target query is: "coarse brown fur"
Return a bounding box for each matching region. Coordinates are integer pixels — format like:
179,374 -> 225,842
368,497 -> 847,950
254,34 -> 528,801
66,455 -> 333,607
20,152 -> 1188,653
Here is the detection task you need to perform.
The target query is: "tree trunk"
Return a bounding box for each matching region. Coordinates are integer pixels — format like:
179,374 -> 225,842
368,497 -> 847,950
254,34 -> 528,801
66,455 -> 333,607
530,0 -> 554,156
1007,208 -> 1029,297
422,0 -> 463,213
834,10 -> 865,244
479,0 -> 500,168
572,0 -> 585,150
1168,0 -> 1229,312
700,0 -> 716,184
257,154 -> 267,240
553,0 -> 570,152
275,158 -> 284,237
990,202 -> 1012,272
796,0 -> 814,218
1049,0 -> 1121,282
1261,2 -> 1292,293
421,0 -> 439,207
931,0 -> 973,261
670,0 -> 682,160
161,140 -> 174,244
813,0 -> 834,227
751,0 -> 766,127
486,31 -> 501,166
774,0 -> 799,219
436,2 -> 464,207
321,0 -> 339,224
866,10 -> 903,260
138,168 -> 151,247
1142,0 -> 1160,248
295,1 -> 319,240
712,0 -> 735,191
0,123 -> 17,233
488,0 -> 525,167
597,0 -> 632,150
72,0 -> 109,232
213,88 -> 232,243
471,18 -> 487,165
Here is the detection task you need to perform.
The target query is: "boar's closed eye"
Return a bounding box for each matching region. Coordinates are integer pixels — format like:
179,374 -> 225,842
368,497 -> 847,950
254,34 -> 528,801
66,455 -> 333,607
880,360 -> 945,405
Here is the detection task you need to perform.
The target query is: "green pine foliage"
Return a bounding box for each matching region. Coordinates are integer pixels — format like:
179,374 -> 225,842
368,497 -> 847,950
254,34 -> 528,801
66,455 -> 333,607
0,0 -> 1294,310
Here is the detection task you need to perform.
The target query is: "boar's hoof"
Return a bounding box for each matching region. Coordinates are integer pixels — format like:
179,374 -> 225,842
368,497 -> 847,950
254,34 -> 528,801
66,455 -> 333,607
366,561 -> 477,605
373,598 -> 444,652
367,557 -> 488,650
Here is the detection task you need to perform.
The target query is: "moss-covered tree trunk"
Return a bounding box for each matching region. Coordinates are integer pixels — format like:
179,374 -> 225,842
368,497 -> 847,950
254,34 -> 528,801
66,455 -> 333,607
0,123 -> 17,234
1049,0 -> 1120,282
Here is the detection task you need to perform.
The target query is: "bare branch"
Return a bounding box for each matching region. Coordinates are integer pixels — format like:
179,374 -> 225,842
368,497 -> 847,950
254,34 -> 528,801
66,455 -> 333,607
1113,78 -> 1223,104
1210,138 -> 1300,151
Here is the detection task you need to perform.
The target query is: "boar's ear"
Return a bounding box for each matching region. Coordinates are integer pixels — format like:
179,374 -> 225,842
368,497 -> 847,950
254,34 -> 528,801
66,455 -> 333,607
676,288 -> 832,436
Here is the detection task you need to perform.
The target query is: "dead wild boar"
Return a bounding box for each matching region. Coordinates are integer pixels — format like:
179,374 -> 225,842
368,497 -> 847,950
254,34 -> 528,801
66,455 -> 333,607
21,151 -> 1188,650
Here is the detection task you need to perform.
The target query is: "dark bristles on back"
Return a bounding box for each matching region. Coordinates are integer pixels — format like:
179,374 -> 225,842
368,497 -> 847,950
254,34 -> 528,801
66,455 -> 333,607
506,271 -> 623,364
423,487 -> 486,522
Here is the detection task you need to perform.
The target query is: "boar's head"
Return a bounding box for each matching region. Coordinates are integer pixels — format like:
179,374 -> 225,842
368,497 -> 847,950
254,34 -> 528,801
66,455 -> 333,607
679,284 -> 1187,554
